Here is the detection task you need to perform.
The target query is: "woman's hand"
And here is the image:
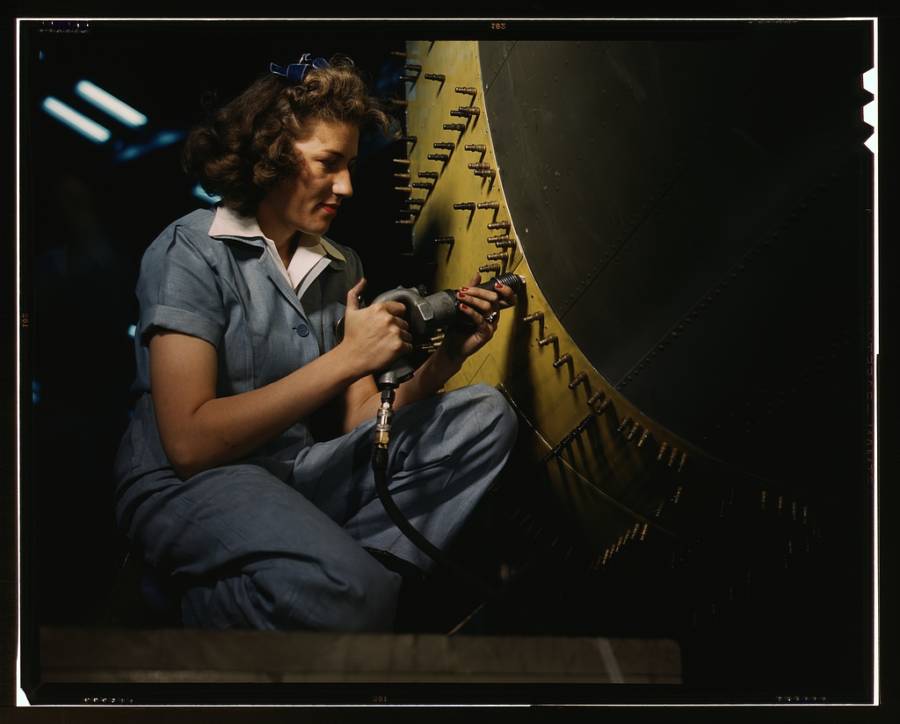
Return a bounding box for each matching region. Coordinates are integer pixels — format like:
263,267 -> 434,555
438,273 -> 517,366
339,277 -> 415,377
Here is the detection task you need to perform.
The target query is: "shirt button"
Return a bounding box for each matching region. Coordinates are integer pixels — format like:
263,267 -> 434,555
295,323 -> 310,337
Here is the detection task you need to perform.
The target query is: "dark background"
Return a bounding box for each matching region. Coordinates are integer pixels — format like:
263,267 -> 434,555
4,12 -> 897,717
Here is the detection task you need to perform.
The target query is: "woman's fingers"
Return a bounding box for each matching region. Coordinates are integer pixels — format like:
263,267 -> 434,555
346,277 -> 366,310
458,301 -> 487,328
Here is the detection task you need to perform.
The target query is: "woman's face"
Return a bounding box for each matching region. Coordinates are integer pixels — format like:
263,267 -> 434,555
258,117 -> 359,245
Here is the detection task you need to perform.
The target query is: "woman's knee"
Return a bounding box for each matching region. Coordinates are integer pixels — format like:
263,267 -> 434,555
267,553 -> 402,632
463,383 -> 518,453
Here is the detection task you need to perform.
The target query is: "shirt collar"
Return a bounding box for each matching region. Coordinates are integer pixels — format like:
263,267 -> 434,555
208,204 -> 346,263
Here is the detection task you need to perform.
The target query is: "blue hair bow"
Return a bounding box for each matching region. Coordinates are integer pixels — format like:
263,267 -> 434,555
269,53 -> 330,83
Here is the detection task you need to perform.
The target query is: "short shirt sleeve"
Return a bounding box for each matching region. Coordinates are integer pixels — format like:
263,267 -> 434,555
136,225 -> 227,348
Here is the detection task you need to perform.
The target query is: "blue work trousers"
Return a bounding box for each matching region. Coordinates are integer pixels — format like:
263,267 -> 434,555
125,384 -> 517,631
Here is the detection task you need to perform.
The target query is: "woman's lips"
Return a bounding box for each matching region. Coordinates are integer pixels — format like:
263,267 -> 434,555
319,203 -> 339,215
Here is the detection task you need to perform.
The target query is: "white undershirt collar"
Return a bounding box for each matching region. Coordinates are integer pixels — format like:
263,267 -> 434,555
208,204 -> 346,293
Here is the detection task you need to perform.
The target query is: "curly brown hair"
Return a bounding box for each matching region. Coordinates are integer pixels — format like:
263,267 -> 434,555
183,55 -> 391,216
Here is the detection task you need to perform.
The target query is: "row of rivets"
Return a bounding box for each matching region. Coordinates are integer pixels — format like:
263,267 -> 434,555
542,410 -> 596,461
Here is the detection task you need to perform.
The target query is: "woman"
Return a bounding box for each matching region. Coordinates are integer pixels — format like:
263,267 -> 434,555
113,54 -> 518,631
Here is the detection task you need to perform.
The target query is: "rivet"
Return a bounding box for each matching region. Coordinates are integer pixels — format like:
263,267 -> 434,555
405,63 -> 422,72
485,251 -> 508,261
418,171 -> 439,179
537,334 -> 557,347
427,153 -> 450,162
411,181 -> 434,189
393,186 -> 412,193
392,172 -> 411,180
455,86 -> 478,96
487,235 -> 513,244
465,144 -> 487,153
617,417 -> 631,434
453,202 -> 476,211
443,122 -> 467,132
637,429 -> 650,447
657,441 -> 669,462
487,220 -> 511,231
552,353 -> 572,369
479,263 -> 501,274
492,239 -> 516,249
392,158 -> 411,166
433,141 -> 455,150
424,72 -> 446,82
522,312 -> 543,324
434,236 -> 454,244
477,200 -> 499,210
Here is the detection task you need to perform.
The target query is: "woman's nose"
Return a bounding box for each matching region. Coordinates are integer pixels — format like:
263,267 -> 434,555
333,168 -> 353,198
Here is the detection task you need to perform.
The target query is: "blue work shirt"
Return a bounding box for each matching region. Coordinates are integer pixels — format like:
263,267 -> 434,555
113,206 -> 364,532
